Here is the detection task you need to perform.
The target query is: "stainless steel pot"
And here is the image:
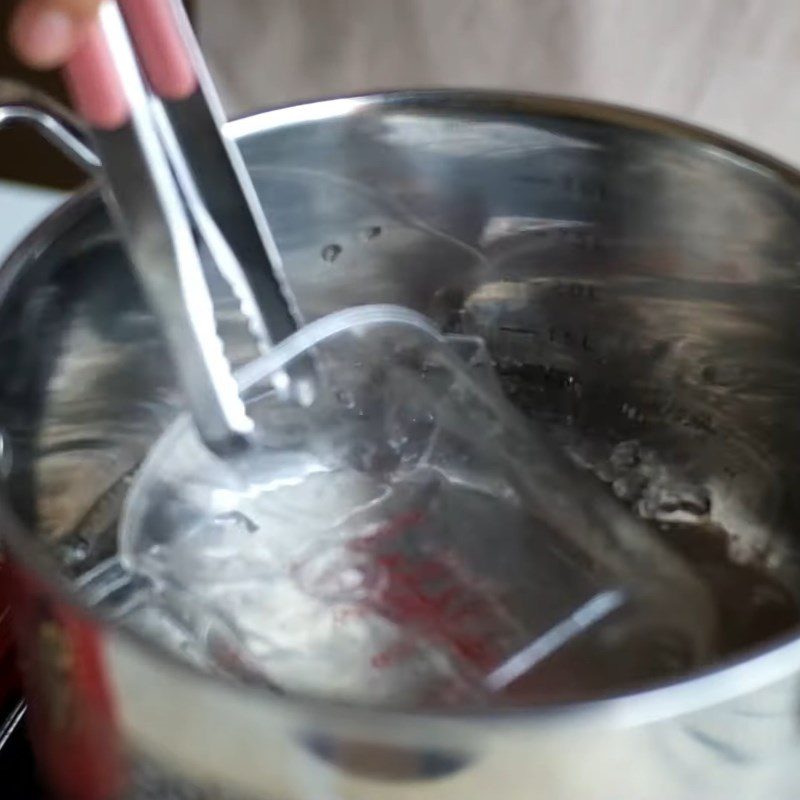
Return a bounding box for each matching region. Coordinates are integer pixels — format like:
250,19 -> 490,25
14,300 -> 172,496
2,86 -> 800,800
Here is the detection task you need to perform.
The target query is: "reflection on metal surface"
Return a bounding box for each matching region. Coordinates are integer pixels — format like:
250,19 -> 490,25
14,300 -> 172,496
0,80 -> 101,173
0,701 -> 25,752
382,113 -> 600,157
3,91 -> 800,798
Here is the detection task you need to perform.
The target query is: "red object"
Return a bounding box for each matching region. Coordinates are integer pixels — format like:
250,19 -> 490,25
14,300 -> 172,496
63,20 -> 131,130
6,560 -> 125,800
0,555 -> 21,708
352,511 -> 502,674
63,0 -> 198,131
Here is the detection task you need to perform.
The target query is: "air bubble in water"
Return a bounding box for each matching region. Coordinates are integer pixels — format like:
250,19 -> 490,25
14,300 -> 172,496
334,389 -> 358,410
213,510 -> 258,535
321,243 -> 343,263
294,546 -> 382,602
638,482 -> 711,524
58,536 -> 91,568
612,474 -> 647,503
610,440 -> 641,471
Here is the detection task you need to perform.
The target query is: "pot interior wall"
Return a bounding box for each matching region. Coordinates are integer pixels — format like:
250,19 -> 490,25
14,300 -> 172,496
2,94 -> 800,664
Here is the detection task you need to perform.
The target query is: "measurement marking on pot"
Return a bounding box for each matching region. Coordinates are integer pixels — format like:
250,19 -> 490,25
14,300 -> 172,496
321,243 -> 343,263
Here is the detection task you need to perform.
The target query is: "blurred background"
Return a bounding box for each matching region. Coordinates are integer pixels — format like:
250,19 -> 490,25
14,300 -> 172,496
198,0 -> 800,167
0,0 -> 194,189
0,2 -> 81,189
2,0 -> 800,189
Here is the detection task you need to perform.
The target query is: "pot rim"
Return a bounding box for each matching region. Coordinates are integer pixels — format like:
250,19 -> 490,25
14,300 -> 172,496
3,88 -> 800,732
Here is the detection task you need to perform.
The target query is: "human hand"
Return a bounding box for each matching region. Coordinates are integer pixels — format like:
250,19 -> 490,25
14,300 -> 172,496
10,0 -> 102,69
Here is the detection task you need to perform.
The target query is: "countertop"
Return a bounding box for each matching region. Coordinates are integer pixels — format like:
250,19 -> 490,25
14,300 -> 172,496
0,181 -> 65,263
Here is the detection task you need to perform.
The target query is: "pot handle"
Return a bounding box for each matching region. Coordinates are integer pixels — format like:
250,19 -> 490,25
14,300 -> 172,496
0,79 -> 101,175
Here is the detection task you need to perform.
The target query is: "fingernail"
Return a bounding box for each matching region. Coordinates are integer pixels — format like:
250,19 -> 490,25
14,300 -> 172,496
12,6 -> 77,69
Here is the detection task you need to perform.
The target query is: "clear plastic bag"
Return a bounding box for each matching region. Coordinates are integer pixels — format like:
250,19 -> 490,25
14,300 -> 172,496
115,305 -> 717,706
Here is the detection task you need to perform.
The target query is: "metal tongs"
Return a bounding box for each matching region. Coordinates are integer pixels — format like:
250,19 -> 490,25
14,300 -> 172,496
62,0 -> 308,455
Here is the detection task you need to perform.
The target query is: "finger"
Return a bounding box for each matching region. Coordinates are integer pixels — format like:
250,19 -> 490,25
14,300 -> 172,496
53,0 -> 104,19
10,0 -> 99,69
